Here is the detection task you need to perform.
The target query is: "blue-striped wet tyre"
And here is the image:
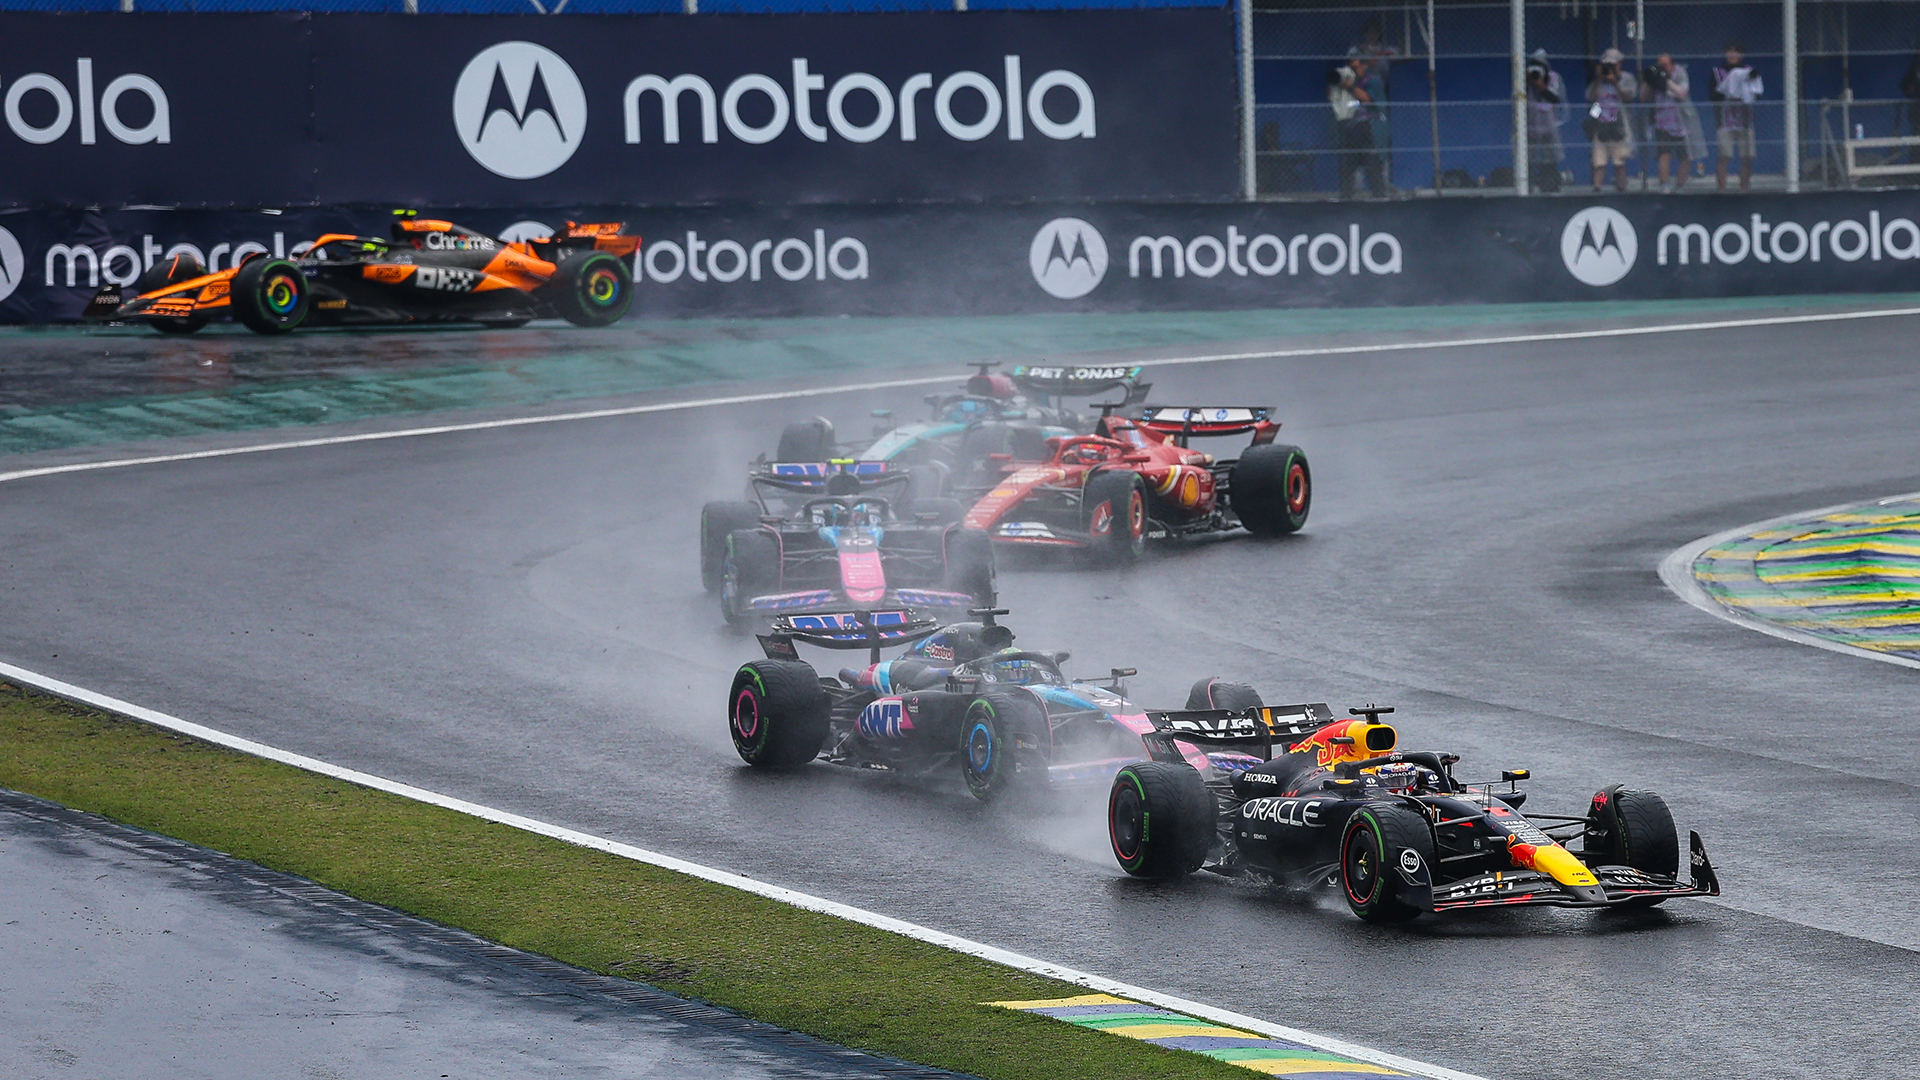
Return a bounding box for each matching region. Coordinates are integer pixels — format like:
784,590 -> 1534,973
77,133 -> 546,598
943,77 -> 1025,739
961,694 -> 1045,802
1339,802 -> 1434,922
230,257 -> 310,334
1107,761 -> 1214,878
1184,677 -> 1263,712
728,659 -> 829,768
550,250 -> 632,327
1230,443 -> 1311,537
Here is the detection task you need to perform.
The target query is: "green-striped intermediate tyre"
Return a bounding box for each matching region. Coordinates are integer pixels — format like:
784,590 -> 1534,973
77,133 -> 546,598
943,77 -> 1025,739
1339,801 -> 1434,922
1107,761 -> 1214,878
230,257 -> 309,334
1230,443 -> 1311,537
549,250 -> 633,327
727,659 -> 829,768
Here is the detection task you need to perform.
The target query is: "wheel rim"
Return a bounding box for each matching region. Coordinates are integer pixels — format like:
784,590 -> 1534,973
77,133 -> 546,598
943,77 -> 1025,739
1344,824 -> 1380,905
582,264 -> 623,308
1108,777 -> 1144,862
263,270 -> 301,316
732,687 -> 761,743
965,720 -> 994,781
1286,461 -> 1309,515
1125,488 -> 1145,545
1089,501 -> 1113,536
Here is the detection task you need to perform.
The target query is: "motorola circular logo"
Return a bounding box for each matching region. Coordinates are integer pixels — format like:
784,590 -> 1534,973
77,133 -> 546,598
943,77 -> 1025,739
0,226 -> 22,304
1029,218 -> 1108,300
453,42 -> 587,180
1560,206 -> 1637,287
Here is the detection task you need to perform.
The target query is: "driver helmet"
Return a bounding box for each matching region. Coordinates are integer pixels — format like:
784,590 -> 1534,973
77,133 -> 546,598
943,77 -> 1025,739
1372,761 -> 1437,793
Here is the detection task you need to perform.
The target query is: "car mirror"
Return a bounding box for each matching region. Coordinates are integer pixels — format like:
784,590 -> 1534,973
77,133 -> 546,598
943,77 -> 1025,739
1502,769 -> 1530,782
1050,651 -> 1072,664
1122,453 -> 1152,463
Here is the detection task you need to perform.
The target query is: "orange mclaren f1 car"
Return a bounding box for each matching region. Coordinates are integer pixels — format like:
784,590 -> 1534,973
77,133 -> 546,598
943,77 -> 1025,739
83,214 -> 639,334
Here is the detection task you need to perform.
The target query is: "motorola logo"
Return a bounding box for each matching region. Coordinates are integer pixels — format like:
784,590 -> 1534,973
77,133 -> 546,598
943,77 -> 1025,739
453,42 -> 587,180
1029,217 -> 1107,299
1561,205 -> 1637,286
0,226 -> 23,304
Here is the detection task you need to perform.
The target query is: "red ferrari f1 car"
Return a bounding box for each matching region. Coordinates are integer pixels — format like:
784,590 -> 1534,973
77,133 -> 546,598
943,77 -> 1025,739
959,400 -> 1311,563
83,214 -> 638,334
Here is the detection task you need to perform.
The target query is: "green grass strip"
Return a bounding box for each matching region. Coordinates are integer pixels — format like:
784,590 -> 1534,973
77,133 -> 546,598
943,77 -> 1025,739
0,680 -> 1249,1080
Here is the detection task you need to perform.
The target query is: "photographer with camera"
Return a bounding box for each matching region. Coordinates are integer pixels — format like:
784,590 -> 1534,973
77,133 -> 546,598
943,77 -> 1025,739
1525,49 -> 1566,193
1711,42 -> 1764,191
1584,48 -> 1637,192
1328,52 -> 1387,199
1641,53 -> 1705,193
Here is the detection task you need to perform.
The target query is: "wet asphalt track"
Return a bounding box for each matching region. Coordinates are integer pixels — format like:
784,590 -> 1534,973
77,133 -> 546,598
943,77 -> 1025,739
2,305 -> 1917,1080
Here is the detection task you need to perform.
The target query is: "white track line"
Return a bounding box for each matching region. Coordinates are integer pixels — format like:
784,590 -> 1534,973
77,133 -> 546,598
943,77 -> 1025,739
1658,490 -> 1920,672
0,658 -> 1480,1080
4,303 -> 1918,488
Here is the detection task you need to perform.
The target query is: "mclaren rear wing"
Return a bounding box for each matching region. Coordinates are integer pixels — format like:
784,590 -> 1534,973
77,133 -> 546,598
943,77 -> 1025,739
1136,406 -> 1280,445
1139,702 -> 1334,763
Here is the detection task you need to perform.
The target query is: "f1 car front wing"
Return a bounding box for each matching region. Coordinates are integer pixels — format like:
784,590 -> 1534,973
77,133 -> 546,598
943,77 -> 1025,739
1431,831 -> 1721,912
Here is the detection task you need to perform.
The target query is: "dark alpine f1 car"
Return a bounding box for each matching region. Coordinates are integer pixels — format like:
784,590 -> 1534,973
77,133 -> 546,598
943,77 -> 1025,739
959,404 -> 1311,564
727,608 -> 1278,800
707,462 -> 995,629
1106,704 -> 1720,921
83,214 -> 638,334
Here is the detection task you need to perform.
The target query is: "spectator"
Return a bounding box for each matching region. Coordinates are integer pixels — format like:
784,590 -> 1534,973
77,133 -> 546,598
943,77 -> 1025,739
1328,54 -> 1386,199
1355,20 -> 1399,187
1525,49 -> 1566,193
1585,48 -> 1637,192
1643,53 -> 1705,193
1711,42 -> 1764,191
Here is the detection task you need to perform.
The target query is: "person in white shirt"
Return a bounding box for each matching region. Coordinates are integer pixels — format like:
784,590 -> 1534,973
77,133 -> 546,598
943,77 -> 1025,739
1712,42 -> 1764,191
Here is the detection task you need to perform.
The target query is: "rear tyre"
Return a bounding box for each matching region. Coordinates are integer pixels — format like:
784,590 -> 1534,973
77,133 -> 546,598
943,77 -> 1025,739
1230,443 -> 1311,537
961,694 -> 1046,803
728,659 -> 830,768
1584,786 -> 1680,894
230,257 -> 310,334
1339,802 -> 1434,922
720,529 -> 781,629
1108,761 -> 1214,878
549,251 -> 633,327
135,253 -> 211,335
912,497 -> 965,525
700,501 -> 762,594
776,418 -> 836,462
943,527 -> 996,606
1084,470 -> 1147,566
1184,678 -> 1263,712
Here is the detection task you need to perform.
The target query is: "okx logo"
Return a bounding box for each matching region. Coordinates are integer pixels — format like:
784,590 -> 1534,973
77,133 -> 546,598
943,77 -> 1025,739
0,226 -> 22,303
453,42 -> 587,180
1029,218 -> 1107,299
1561,206 -> 1637,287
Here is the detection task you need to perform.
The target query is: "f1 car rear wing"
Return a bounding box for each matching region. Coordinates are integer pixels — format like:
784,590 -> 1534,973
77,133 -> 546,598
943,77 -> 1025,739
750,461 -> 906,498
1139,702 -> 1335,763
1011,364 -> 1149,403
758,609 -> 942,664
1135,406 -> 1280,445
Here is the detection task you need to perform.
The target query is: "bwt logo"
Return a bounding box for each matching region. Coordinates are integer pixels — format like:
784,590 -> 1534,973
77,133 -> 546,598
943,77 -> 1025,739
451,42 -> 1096,180
454,42 -> 588,180
2,59 -> 170,146
1561,207 -> 1637,286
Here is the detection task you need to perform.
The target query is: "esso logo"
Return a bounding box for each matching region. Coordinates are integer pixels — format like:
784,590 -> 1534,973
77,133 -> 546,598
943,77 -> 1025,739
1561,206 -> 1638,286
1029,217 -> 1107,299
0,226 -> 24,303
453,42 -> 588,180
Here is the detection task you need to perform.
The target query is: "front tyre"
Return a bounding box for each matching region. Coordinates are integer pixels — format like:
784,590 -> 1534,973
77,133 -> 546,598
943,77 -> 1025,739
549,251 -> 633,327
961,694 -> 1046,803
700,501 -> 762,594
1230,443 -> 1310,537
1084,470 -> 1147,566
720,529 -> 781,629
1583,786 -> 1680,882
1339,802 -> 1434,922
728,659 -> 830,768
229,258 -> 309,334
1108,761 -> 1214,878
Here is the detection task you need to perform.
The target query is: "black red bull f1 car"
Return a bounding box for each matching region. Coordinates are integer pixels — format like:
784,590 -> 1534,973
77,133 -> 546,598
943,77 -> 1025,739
83,214 -> 638,334
726,607 -> 1275,802
1107,704 -> 1720,921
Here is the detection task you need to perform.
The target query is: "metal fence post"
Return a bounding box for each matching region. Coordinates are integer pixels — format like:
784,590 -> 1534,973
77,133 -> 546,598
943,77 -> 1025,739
1784,0 -> 1800,191
1511,0 -> 1528,194
1238,0 -> 1255,199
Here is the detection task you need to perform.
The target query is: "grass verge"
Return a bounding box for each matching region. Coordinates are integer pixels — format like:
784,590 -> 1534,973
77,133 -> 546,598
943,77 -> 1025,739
0,680 -> 1249,1080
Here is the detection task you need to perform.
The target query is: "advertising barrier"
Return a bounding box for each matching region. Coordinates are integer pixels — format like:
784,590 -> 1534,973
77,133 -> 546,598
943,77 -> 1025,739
0,11 -> 1236,209
5,191 -> 1919,324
